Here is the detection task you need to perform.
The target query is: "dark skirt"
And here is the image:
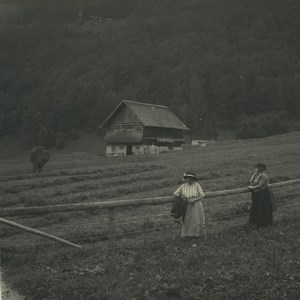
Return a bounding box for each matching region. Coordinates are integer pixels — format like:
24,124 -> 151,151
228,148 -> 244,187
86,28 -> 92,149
249,188 -> 273,227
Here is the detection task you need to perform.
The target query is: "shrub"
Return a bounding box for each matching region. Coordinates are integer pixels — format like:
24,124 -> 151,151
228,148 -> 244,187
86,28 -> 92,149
237,112 -> 289,139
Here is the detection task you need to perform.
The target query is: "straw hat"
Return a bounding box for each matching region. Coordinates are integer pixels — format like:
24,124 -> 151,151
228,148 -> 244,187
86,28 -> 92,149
183,172 -> 197,180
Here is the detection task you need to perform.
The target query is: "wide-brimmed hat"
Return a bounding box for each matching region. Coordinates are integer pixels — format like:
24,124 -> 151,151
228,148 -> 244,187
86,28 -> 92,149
183,172 -> 197,180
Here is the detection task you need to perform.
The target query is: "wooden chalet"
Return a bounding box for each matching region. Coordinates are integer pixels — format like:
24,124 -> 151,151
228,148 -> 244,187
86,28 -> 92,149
100,100 -> 191,156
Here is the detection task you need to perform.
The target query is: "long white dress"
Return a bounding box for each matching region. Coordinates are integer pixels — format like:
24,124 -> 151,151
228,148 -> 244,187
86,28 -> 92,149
173,182 -> 205,237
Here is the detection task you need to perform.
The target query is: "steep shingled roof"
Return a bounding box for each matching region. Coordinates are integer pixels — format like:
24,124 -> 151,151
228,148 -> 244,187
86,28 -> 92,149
100,100 -> 190,130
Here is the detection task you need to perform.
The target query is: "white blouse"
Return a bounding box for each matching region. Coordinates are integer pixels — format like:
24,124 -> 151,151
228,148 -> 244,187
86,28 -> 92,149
174,182 -> 205,199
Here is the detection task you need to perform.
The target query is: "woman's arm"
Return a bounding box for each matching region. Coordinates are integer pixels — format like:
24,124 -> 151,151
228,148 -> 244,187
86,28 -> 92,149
189,183 -> 205,203
174,185 -> 190,203
248,174 -> 268,191
249,173 -> 257,185
173,185 -> 183,197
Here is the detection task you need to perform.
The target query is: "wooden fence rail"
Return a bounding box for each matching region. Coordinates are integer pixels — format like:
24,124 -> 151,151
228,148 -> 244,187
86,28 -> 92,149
0,178 -> 299,218
0,178 -> 299,249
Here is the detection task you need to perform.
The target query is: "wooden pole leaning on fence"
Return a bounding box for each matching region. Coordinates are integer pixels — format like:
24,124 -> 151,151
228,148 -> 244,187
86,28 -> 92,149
0,218 -> 82,249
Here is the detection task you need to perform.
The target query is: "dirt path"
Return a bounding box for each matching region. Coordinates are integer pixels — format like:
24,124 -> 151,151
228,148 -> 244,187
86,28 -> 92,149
0,273 -> 24,300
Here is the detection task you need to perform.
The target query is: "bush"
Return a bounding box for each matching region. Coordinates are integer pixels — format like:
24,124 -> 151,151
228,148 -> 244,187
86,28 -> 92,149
237,112 -> 289,139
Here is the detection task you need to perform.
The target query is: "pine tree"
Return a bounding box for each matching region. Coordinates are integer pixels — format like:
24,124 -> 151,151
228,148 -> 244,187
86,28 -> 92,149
188,74 -> 208,130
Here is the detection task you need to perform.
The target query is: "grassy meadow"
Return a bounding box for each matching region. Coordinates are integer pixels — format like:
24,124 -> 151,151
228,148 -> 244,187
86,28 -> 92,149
0,132 -> 300,299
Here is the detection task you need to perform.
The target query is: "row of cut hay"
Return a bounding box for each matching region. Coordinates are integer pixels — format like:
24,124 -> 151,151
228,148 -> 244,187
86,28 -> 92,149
1,133 -> 299,193
0,163 -> 164,195
0,168 -> 171,208
6,170 -> 296,213
0,161 -> 163,184
16,166 -> 247,208
21,177 -> 177,207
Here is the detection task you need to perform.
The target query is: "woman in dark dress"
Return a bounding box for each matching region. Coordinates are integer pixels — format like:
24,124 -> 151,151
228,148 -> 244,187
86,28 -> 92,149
247,163 -> 273,231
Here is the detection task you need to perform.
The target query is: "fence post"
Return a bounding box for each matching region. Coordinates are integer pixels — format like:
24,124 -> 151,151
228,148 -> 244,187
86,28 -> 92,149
108,208 -> 116,251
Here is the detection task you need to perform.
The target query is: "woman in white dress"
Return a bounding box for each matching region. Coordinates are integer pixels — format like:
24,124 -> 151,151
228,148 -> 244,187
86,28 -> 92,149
173,172 -> 205,237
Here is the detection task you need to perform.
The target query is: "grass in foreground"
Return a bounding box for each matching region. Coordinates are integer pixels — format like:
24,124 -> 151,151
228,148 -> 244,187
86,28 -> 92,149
2,215 -> 300,300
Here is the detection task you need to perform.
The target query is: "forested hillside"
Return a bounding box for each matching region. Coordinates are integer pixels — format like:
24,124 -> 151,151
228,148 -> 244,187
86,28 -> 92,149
1,0 -> 300,148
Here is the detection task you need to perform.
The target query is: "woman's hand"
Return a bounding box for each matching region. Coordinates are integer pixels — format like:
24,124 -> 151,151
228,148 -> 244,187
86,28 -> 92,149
248,186 -> 255,190
187,198 -> 196,204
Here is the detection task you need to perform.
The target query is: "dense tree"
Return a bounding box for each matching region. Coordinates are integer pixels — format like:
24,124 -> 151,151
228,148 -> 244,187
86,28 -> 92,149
0,0 -> 299,145
188,74 -> 208,129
